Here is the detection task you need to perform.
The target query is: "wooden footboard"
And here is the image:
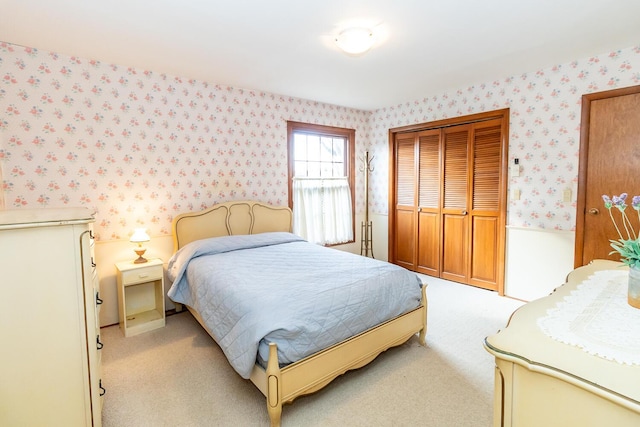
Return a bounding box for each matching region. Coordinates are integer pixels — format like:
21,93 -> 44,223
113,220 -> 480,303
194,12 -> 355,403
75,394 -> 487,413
250,284 -> 428,427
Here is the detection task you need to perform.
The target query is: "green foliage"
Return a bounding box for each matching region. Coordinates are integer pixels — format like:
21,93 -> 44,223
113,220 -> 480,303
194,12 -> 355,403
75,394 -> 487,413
603,193 -> 640,268
610,238 -> 640,269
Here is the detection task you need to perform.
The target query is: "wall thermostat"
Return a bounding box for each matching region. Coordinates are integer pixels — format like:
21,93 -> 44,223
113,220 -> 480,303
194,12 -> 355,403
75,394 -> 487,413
510,158 -> 520,177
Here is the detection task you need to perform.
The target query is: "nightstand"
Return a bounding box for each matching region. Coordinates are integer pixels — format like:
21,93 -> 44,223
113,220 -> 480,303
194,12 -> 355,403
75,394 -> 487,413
115,258 -> 165,337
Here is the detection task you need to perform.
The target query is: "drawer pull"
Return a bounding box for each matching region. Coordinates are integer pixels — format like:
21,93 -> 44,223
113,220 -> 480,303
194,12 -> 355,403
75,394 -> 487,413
99,379 -> 106,396
96,292 -> 103,305
96,336 -> 104,350
138,273 -> 149,278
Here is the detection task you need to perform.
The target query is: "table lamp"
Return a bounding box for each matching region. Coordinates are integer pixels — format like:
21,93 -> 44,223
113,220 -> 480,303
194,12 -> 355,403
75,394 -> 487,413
130,228 -> 150,264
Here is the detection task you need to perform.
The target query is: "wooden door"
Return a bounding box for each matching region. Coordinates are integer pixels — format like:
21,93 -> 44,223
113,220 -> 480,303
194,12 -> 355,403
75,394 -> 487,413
393,132 -> 417,270
576,86 -> 640,266
441,125 -> 471,282
468,119 -> 504,290
416,130 -> 441,275
389,109 -> 508,294
393,129 -> 442,274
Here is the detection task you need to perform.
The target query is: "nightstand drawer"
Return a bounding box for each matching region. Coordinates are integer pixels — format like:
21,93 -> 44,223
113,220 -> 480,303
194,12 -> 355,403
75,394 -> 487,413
120,263 -> 162,286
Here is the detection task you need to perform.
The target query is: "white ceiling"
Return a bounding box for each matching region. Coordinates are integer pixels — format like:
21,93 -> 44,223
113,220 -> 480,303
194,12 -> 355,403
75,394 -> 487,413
2,0 -> 640,111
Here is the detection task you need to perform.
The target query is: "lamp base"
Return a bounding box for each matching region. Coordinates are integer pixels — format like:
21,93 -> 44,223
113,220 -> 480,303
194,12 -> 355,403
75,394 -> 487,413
133,248 -> 148,264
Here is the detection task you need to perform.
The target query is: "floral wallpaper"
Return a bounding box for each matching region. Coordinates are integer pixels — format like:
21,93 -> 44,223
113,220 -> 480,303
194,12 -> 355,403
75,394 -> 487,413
1,41 -> 640,241
368,45 -> 640,231
0,42 -> 370,240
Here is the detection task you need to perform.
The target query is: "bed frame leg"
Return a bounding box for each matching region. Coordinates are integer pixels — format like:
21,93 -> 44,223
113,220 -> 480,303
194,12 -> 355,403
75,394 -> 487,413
418,284 -> 428,346
266,343 -> 283,427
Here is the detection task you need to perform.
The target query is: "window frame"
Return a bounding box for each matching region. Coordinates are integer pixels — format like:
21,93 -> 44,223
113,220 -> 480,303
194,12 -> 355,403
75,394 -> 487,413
287,121 -> 356,245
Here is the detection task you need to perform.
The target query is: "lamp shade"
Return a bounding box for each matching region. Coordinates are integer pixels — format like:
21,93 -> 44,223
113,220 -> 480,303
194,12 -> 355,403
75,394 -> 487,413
130,228 -> 150,243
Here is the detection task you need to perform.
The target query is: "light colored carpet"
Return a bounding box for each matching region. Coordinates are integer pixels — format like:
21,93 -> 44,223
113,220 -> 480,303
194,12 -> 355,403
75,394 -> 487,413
101,275 -> 524,426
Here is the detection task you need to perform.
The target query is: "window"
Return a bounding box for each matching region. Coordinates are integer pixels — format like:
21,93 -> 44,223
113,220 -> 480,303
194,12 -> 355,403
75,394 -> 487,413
287,121 -> 355,245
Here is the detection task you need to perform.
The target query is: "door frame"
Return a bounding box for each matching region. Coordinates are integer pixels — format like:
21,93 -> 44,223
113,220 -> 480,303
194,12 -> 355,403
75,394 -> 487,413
388,108 -> 509,294
575,85 -> 640,268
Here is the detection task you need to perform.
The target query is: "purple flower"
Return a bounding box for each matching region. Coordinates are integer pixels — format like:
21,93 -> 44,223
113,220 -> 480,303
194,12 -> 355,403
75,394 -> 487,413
612,193 -> 628,211
603,192 -> 639,253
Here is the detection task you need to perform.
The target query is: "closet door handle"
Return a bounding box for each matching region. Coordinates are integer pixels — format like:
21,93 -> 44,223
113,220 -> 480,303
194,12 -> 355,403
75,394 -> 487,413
99,379 -> 106,396
96,292 -> 103,305
96,336 -> 104,350
461,210 -> 468,215
588,208 -> 600,215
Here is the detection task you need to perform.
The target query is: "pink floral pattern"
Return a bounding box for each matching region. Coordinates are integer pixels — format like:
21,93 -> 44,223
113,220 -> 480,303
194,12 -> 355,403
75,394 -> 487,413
0,42 -> 370,240
1,42 -> 639,240
368,45 -> 640,231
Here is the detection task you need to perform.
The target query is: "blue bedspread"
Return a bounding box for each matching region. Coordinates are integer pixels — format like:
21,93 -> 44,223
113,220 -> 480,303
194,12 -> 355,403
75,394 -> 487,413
167,232 -> 423,379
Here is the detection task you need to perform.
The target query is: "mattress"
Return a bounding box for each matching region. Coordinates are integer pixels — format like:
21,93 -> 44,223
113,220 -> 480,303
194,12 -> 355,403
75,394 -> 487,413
167,232 -> 423,378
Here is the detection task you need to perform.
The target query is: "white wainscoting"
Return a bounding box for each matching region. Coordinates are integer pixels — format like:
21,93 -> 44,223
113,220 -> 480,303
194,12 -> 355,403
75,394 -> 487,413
363,216 -> 575,302
504,226 -> 575,301
99,215 -> 577,325
98,214 -> 392,327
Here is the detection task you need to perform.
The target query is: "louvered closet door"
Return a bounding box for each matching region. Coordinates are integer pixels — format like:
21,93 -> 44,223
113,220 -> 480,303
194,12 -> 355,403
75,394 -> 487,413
441,125 -> 471,282
394,133 -> 417,270
416,130 -> 441,275
390,110 -> 508,293
469,119 -> 503,290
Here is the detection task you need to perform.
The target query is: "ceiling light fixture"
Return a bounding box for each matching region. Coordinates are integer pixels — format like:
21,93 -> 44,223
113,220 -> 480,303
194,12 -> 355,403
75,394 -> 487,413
334,27 -> 375,56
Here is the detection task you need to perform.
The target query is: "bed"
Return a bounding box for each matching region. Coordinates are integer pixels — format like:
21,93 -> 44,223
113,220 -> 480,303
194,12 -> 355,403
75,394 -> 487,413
166,200 -> 427,426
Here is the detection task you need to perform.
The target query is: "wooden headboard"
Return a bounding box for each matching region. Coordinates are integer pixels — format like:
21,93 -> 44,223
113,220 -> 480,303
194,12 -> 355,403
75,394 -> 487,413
171,200 -> 292,251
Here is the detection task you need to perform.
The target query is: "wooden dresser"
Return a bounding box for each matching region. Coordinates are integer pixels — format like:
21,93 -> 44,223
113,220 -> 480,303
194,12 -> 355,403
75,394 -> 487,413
484,260 -> 640,426
0,208 -> 103,426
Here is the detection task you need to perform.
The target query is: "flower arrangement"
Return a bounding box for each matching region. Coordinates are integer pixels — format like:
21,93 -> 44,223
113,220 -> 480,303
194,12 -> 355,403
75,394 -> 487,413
602,193 -> 640,269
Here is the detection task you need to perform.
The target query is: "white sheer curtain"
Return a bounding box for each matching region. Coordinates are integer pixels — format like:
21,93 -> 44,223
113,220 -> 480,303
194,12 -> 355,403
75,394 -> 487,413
293,177 -> 353,245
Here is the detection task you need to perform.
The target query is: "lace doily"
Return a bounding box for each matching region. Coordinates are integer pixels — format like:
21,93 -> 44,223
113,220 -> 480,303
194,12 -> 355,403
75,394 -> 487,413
537,269 -> 640,365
